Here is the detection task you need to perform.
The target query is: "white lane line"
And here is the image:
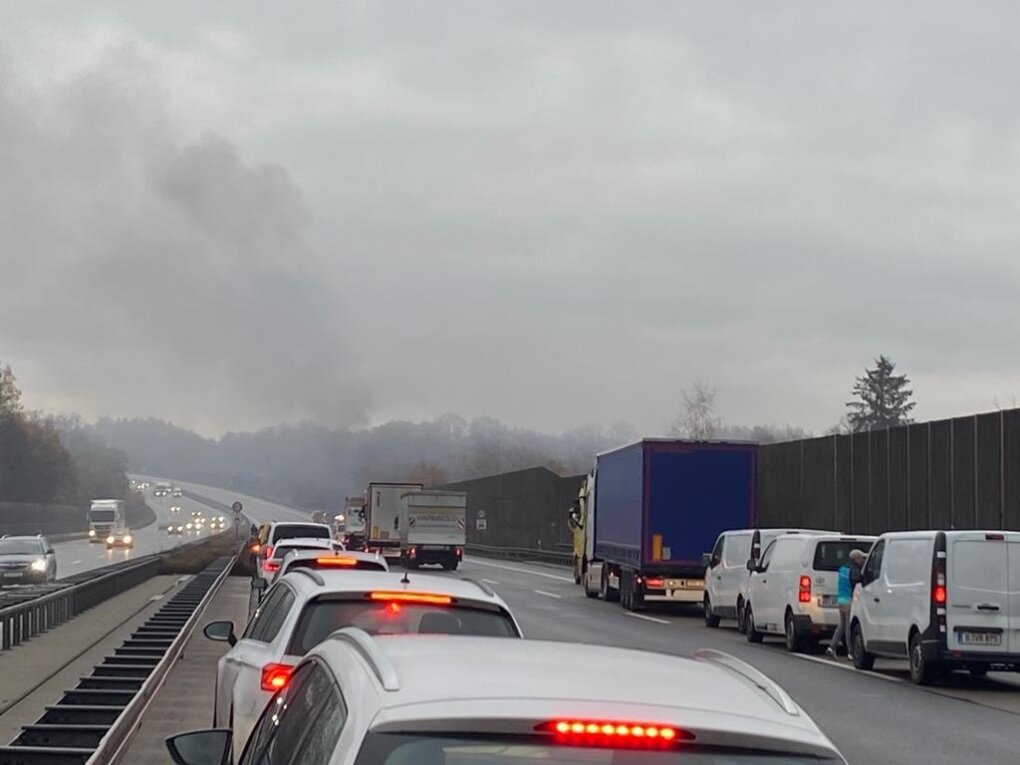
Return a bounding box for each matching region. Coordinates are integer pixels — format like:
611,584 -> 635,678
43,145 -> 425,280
534,590 -> 562,599
791,653 -> 904,683
624,612 -> 672,625
70,560 -> 81,564
465,558 -> 574,583
481,578 -> 500,585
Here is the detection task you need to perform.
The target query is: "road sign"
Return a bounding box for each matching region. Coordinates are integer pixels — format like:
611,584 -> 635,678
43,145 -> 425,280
232,501 -> 243,514
476,519 -> 487,531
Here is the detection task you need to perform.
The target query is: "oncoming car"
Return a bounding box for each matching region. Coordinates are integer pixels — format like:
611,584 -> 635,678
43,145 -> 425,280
167,524 -> 185,536
0,535 -> 57,584
202,571 -> 522,754
168,631 -> 846,765
105,530 -> 134,549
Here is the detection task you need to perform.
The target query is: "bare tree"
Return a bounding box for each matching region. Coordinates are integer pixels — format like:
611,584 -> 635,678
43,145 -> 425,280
671,381 -> 721,440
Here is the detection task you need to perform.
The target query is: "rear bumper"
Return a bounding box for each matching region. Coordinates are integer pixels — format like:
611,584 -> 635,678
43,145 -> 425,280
792,613 -> 836,637
924,641 -> 1020,669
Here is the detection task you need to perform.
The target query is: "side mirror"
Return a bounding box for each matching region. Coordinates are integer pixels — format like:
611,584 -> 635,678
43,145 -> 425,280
46,548 -> 55,555
746,559 -> 756,572
166,730 -> 232,765
203,621 -> 236,647
700,552 -> 712,569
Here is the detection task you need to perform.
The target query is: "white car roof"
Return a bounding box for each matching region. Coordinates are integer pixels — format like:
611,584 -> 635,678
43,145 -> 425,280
310,633 -> 841,759
281,548 -> 384,565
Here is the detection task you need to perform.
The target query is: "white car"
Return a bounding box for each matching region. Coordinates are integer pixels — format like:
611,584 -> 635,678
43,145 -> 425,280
170,631 -> 846,765
261,537 -> 347,585
850,529 -> 1020,684
255,521 -> 334,581
203,570 -> 523,755
275,548 -> 388,580
744,533 -> 875,652
704,528 -> 836,631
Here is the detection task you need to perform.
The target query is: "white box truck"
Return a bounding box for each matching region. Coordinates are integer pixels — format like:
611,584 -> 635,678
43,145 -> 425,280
401,490 -> 466,571
365,482 -> 423,562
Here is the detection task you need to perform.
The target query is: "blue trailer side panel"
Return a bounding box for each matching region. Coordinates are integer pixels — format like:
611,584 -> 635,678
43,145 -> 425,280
644,442 -> 756,566
593,442 -> 643,568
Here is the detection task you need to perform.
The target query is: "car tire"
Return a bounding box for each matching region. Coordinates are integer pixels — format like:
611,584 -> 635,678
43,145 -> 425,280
745,605 -> 764,643
735,598 -> 746,634
703,596 -> 721,628
910,632 -> 938,685
851,623 -> 875,670
784,611 -> 805,653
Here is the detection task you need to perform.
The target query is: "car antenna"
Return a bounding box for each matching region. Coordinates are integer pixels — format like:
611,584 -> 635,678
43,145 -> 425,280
400,570 -> 411,585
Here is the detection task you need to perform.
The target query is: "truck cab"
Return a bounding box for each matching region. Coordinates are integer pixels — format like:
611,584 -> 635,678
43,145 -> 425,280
88,499 -> 125,544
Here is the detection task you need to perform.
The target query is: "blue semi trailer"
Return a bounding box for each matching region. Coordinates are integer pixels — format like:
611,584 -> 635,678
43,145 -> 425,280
578,439 -> 757,611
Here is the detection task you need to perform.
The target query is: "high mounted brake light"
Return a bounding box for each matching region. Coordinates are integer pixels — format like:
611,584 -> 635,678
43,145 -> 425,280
538,720 -> 688,747
260,663 -> 293,692
316,556 -> 358,567
368,591 -> 453,605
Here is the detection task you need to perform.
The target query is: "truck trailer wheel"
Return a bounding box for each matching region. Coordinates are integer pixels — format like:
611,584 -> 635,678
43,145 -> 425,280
600,565 -> 619,603
583,568 -> 599,599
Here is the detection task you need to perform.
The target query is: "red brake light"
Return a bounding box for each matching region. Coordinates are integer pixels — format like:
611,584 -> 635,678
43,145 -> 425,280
645,578 -> 665,589
798,575 -> 812,603
933,585 -> 947,605
316,556 -> 358,567
455,547 -> 463,558
369,591 -> 453,605
263,560 -> 280,573
260,663 -> 293,692
540,720 -> 686,747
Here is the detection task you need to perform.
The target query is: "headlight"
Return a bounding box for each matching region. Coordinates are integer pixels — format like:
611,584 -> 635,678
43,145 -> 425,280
106,536 -> 115,544
124,535 -> 133,544
88,529 -> 96,537
31,558 -> 48,572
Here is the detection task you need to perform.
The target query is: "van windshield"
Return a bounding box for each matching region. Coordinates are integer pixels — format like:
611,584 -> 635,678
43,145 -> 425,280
813,541 -> 873,572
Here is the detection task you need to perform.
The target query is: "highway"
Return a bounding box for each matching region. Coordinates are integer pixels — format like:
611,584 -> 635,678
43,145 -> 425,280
50,490 -> 234,580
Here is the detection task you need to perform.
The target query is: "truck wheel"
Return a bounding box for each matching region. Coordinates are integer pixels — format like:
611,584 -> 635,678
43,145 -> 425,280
583,569 -> 599,599
745,605 -> 764,643
784,610 -> 805,653
704,596 -> 721,628
600,566 -> 619,603
448,559 -> 459,572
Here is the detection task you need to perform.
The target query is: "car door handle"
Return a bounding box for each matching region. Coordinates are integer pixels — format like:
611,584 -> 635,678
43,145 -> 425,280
873,597 -> 880,603
975,603 -> 1000,612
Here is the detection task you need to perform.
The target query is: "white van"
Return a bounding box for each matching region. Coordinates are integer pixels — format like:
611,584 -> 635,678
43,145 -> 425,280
849,530 -> 1020,685
744,533 -> 876,652
704,528 -> 837,631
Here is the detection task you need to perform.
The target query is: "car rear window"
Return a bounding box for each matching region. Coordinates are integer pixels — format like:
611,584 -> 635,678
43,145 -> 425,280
286,598 -> 518,654
813,540 -> 873,572
272,524 -> 331,542
274,543 -> 333,558
354,734 -> 844,765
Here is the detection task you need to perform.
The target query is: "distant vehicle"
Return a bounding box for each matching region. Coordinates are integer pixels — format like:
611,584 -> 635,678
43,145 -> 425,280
310,510 -> 331,525
704,528 -> 838,632
167,524 -> 184,536
203,571 -> 522,756
851,530 -> 1020,684
171,633 -> 845,765
274,549 -> 388,580
576,440 -> 758,610
169,505 -> 182,514
88,499 -> 125,544
0,535 -> 57,584
105,528 -> 134,549
744,533 -> 875,652
260,537 -> 346,586
255,522 -> 334,582
153,483 -> 172,497
401,489 -> 465,570
172,488 -> 183,497
191,510 -> 203,519
364,481 -> 423,562
341,495 -> 367,550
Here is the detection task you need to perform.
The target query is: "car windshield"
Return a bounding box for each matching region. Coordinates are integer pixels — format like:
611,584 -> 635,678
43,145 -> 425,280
272,525 -> 330,542
813,541 -> 873,572
0,540 -> 44,555
90,510 -> 116,522
354,735 -> 843,765
286,599 -> 518,654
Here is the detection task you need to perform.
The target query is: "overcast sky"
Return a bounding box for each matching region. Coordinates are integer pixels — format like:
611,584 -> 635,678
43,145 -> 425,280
3,2 -> 1019,437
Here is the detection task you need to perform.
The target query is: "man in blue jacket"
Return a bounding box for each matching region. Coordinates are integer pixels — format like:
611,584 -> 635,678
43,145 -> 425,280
828,549 -> 866,659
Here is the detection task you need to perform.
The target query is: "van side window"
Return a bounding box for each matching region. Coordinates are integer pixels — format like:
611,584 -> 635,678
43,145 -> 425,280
863,541 -> 885,584
768,538 -> 801,572
885,539 -> 930,585
723,533 -> 752,566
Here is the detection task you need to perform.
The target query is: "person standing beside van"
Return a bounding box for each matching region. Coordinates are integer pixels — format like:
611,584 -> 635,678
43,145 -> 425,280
828,549 -> 867,658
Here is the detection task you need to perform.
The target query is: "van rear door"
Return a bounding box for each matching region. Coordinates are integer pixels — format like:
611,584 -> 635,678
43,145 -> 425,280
1008,535 -> 1020,655
946,533 -> 1010,654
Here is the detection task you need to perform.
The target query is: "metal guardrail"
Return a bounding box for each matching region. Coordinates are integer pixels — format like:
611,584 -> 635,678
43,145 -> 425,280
466,543 -> 572,568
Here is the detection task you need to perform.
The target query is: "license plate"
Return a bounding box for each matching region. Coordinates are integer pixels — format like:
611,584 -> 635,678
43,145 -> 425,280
820,595 -> 838,607
959,631 -> 1001,646
3,572 -> 22,578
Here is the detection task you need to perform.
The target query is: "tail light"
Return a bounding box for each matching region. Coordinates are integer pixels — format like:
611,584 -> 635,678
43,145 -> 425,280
315,556 -> 358,567
798,575 -> 812,603
250,544 -> 260,554
933,548 -> 947,634
369,591 -> 453,605
645,578 -> 665,589
263,560 -> 280,573
409,547 -> 417,558
260,663 -> 293,692
537,720 -> 688,747
455,547 -> 463,558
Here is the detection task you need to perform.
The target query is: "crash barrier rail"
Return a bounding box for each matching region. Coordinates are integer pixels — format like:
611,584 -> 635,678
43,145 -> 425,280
0,553 -> 237,765
465,543 -> 572,568
0,518 -> 237,652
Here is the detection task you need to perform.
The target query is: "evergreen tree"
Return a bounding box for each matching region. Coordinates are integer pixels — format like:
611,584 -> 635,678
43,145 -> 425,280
846,355 -> 916,432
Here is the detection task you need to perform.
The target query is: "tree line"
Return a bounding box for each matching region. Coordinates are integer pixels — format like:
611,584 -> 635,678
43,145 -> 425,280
0,363 -> 130,505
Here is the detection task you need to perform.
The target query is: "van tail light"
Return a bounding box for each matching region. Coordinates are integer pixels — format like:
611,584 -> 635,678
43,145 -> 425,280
537,720 -> 689,747
260,663 -> 293,692
263,560 -> 280,574
455,547 -> 463,558
933,548 -> 947,634
798,575 -> 812,603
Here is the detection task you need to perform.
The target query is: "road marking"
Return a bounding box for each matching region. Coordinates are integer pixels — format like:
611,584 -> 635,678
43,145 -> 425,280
464,558 -> 574,583
481,578 -> 500,585
624,612 -> 672,625
149,594 -> 165,602
534,589 -> 562,599
791,653 -> 904,683
70,560 -> 81,565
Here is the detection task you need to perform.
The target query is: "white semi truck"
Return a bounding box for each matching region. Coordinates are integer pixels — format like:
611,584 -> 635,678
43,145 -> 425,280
88,499 -> 132,547
401,490 -> 466,571
365,482 -> 423,563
